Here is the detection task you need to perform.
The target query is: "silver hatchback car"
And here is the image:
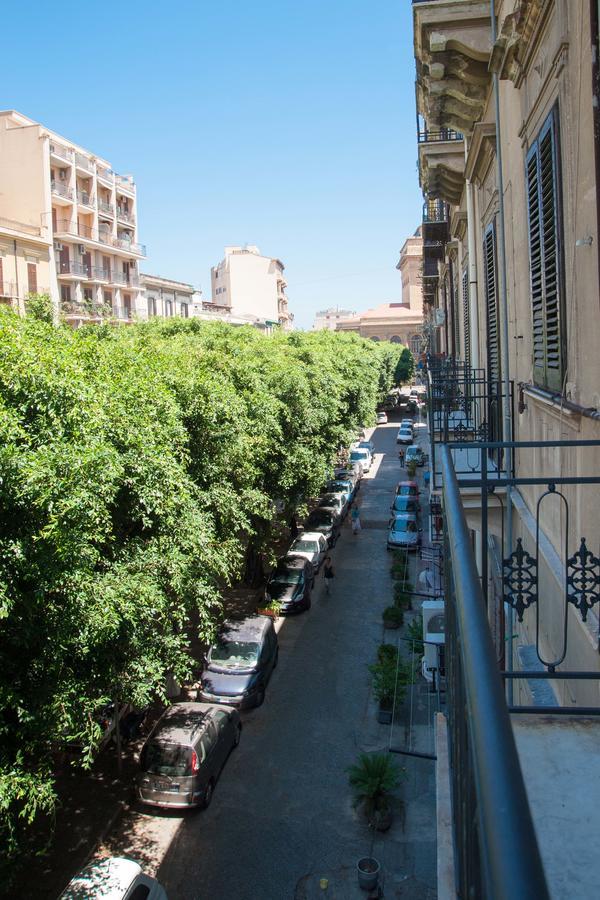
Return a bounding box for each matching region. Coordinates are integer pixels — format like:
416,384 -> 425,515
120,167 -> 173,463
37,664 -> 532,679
138,702 -> 241,809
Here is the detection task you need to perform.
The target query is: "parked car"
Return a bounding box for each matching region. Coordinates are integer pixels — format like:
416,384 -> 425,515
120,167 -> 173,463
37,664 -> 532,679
199,616 -> 278,708
326,478 -> 354,505
318,492 -> 346,519
59,857 -> 168,900
387,512 -> 420,550
350,447 -> 372,472
334,464 -> 361,491
376,411 -> 388,424
400,418 -> 414,428
357,439 -> 375,454
396,426 -> 414,445
138,702 -> 241,809
406,445 -> 426,467
287,532 -> 328,570
396,480 -> 419,498
390,494 -> 420,516
263,556 -> 313,613
304,507 -> 341,546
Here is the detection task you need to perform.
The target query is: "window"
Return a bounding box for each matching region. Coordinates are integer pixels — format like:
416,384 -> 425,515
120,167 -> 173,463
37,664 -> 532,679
526,106 -> 565,391
148,297 -> 157,317
462,269 -> 470,369
181,302 -> 189,318
83,288 -> 93,301
60,285 -> 71,302
483,221 -> 500,385
410,334 -> 421,355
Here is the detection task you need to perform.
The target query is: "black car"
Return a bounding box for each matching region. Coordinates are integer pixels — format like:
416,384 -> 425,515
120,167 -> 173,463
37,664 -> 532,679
199,616 -> 279,708
304,507 -> 341,547
263,556 -> 313,614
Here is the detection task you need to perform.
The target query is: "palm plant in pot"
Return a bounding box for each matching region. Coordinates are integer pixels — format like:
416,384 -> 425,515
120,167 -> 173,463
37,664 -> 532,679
348,752 -> 404,832
370,657 -> 401,723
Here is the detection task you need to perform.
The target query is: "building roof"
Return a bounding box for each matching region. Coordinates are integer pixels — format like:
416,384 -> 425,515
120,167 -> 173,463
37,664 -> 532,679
140,273 -> 195,292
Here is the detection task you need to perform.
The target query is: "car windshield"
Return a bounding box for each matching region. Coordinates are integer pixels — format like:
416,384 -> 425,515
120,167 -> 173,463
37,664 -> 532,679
271,571 -> 302,585
292,540 -> 318,552
308,511 -> 333,524
210,640 -> 260,667
329,481 -> 349,491
319,497 -> 339,506
350,451 -> 367,461
392,519 -> 417,533
141,741 -> 192,777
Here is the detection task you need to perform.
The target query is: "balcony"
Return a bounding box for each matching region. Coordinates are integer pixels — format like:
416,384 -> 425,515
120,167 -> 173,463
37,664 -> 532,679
116,207 -> 135,225
425,356 -> 514,490
76,189 -> 94,208
418,122 -> 466,206
98,201 -> 115,217
53,219 -> 146,257
75,152 -> 93,173
51,181 -> 74,202
414,1 -> 492,136
93,266 -> 111,283
0,281 -> 18,299
50,141 -> 74,163
58,260 -> 93,280
96,167 -> 113,184
438,439 -> 600,899
61,300 -> 104,322
115,175 -> 135,195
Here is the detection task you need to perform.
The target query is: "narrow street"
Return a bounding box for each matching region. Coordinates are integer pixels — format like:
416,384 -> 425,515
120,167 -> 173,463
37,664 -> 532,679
103,415 -> 437,899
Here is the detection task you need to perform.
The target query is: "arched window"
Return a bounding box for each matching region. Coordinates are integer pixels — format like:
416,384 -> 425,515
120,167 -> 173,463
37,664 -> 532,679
390,334 -> 402,344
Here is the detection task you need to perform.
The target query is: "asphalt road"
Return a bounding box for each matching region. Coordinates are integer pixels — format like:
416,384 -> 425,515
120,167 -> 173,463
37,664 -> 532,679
150,414 -> 436,899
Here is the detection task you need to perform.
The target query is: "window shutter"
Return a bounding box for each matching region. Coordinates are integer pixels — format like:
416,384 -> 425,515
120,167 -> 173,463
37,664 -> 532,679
27,263 -> 37,294
483,221 -> 500,384
526,107 -> 564,391
462,268 -> 470,369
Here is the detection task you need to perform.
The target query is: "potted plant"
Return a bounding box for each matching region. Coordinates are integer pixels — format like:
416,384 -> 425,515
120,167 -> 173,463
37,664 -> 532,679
382,605 -> 403,629
393,582 -> 412,610
357,856 -> 380,892
406,613 -> 424,656
348,752 -> 404,832
406,459 -> 418,479
370,658 -> 399,723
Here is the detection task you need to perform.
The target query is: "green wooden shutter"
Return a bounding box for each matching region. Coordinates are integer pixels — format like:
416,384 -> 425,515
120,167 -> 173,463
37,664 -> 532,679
483,221 -> 500,384
462,268 -> 470,369
526,107 -> 565,391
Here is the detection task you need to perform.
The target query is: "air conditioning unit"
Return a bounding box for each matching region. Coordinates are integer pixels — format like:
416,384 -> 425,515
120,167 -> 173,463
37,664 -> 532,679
59,169 -> 67,181
54,241 -> 63,252
421,600 -> 445,683
78,244 -> 85,254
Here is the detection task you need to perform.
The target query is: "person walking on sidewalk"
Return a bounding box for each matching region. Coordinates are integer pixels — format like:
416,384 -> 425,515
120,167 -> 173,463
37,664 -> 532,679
398,446 -> 405,467
351,504 -> 362,535
323,556 -> 335,594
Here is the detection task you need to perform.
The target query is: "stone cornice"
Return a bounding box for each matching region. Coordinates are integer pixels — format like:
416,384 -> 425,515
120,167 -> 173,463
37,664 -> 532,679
493,0 -> 553,86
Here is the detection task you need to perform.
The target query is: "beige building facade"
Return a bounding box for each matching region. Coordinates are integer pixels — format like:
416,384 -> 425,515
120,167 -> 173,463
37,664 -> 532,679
211,245 -> 293,330
0,215 -> 52,313
0,110 -> 146,325
140,274 -> 196,319
312,307 -> 357,330
414,2 -> 600,896
335,229 -> 424,352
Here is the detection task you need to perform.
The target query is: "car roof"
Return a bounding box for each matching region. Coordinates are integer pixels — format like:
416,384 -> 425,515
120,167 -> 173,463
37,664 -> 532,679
296,531 -> 325,542
276,555 -> 309,571
319,493 -> 341,501
406,445 -> 421,452
220,615 -> 271,643
59,857 -> 142,899
398,480 -> 418,488
393,494 -> 416,504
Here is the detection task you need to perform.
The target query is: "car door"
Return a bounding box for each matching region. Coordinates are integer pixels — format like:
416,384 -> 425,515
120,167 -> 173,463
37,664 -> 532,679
199,721 -> 221,782
317,535 -> 327,566
212,709 -> 234,759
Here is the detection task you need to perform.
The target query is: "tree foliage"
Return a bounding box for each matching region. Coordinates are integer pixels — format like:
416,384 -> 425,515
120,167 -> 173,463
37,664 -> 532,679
0,311 -> 407,863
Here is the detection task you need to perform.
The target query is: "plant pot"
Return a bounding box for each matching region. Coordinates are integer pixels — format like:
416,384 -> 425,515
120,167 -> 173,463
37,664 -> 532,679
357,856 -> 380,892
256,607 -> 279,618
377,701 -> 393,724
370,803 -> 393,832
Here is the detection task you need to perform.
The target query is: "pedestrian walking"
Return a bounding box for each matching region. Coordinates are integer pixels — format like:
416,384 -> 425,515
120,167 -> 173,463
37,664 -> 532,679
351,504 -> 362,535
323,556 -> 335,594
398,446 -> 405,467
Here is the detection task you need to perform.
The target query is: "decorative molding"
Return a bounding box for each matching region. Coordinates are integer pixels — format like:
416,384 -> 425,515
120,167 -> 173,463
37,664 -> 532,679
465,122 -> 496,185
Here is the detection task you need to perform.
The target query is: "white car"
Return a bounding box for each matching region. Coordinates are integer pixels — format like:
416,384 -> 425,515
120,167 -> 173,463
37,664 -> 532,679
376,412 -> 388,424
400,418 -> 414,428
59,858 -> 167,900
350,447 -> 372,472
287,532 -> 328,570
396,427 -> 413,445
357,439 -> 375,454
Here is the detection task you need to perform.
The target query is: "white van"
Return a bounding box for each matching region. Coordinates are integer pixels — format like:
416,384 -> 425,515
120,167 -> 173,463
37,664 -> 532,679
350,446 -> 372,473
60,857 -> 168,899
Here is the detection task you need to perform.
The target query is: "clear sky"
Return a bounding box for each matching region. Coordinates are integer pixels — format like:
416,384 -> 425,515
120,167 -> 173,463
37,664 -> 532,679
5,0 -> 422,330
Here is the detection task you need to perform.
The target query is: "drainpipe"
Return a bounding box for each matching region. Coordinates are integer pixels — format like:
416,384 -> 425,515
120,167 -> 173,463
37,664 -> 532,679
465,178 -> 480,370
491,0 -> 514,697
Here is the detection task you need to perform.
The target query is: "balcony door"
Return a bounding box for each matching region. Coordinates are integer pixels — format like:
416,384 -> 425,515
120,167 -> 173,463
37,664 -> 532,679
59,245 -> 70,274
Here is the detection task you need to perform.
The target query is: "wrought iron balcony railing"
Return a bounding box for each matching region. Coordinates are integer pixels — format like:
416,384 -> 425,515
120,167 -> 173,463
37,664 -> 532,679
422,199 -> 449,224
418,128 -> 463,143
51,181 -> 73,200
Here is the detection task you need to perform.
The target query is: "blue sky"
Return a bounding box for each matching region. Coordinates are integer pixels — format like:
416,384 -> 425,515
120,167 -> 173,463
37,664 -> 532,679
6,0 -> 422,329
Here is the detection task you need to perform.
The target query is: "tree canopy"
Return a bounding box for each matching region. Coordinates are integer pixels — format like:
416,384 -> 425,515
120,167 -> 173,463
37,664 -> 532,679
0,311 -> 408,864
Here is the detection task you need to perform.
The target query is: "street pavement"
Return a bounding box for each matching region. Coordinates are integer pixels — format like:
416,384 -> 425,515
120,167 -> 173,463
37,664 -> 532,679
102,414 -> 438,899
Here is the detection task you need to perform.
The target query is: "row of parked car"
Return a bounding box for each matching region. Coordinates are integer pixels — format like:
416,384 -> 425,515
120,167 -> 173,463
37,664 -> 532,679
388,409 -> 425,551
127,433 -> 372,815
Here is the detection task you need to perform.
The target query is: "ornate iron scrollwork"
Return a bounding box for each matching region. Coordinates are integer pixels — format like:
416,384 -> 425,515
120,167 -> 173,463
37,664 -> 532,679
477,421 -> 489,441
453,421 -> 470,442
503,538 -> 538,621
567,538 -> 600,622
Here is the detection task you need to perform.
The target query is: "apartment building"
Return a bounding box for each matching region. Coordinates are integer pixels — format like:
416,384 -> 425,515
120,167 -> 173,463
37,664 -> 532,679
413,2 -> 600,897
140,274 -> 196,319
0,215 -> 52,312
312,307 -> 358,330
0,110 -> 146,324
211,245 -> 293,330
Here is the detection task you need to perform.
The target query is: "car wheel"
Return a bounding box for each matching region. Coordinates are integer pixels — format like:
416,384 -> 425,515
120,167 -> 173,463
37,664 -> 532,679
255,687 -> 265,708
233,724 -> 242,748
202,779 -> 214,809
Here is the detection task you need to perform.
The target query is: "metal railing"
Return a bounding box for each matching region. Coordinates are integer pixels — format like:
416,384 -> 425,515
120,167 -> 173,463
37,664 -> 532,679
97,167 -> 113,183
116,207 -> 135,224
58,261 -> 93,278
75,152 -> 93,171
115,175 -> 135,192
422,199 -> 448,224
51,181 -> 73,200
418,128 -> 463,143
50,142 -> 74,161
441,445 -> 550,899
94,266 -> 111,282
98,201 -> 115,216
77,190 -> 94,206
0,281 -> 18,298
53,220 -> 146,255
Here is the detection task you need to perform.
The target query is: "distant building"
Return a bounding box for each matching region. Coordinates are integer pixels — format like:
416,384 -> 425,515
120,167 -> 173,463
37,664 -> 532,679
312,307 -> 357,330
334,229 -> 424,353
140,274 -> 196,319
211,245 -> 293,330
0,215 -> 52,313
